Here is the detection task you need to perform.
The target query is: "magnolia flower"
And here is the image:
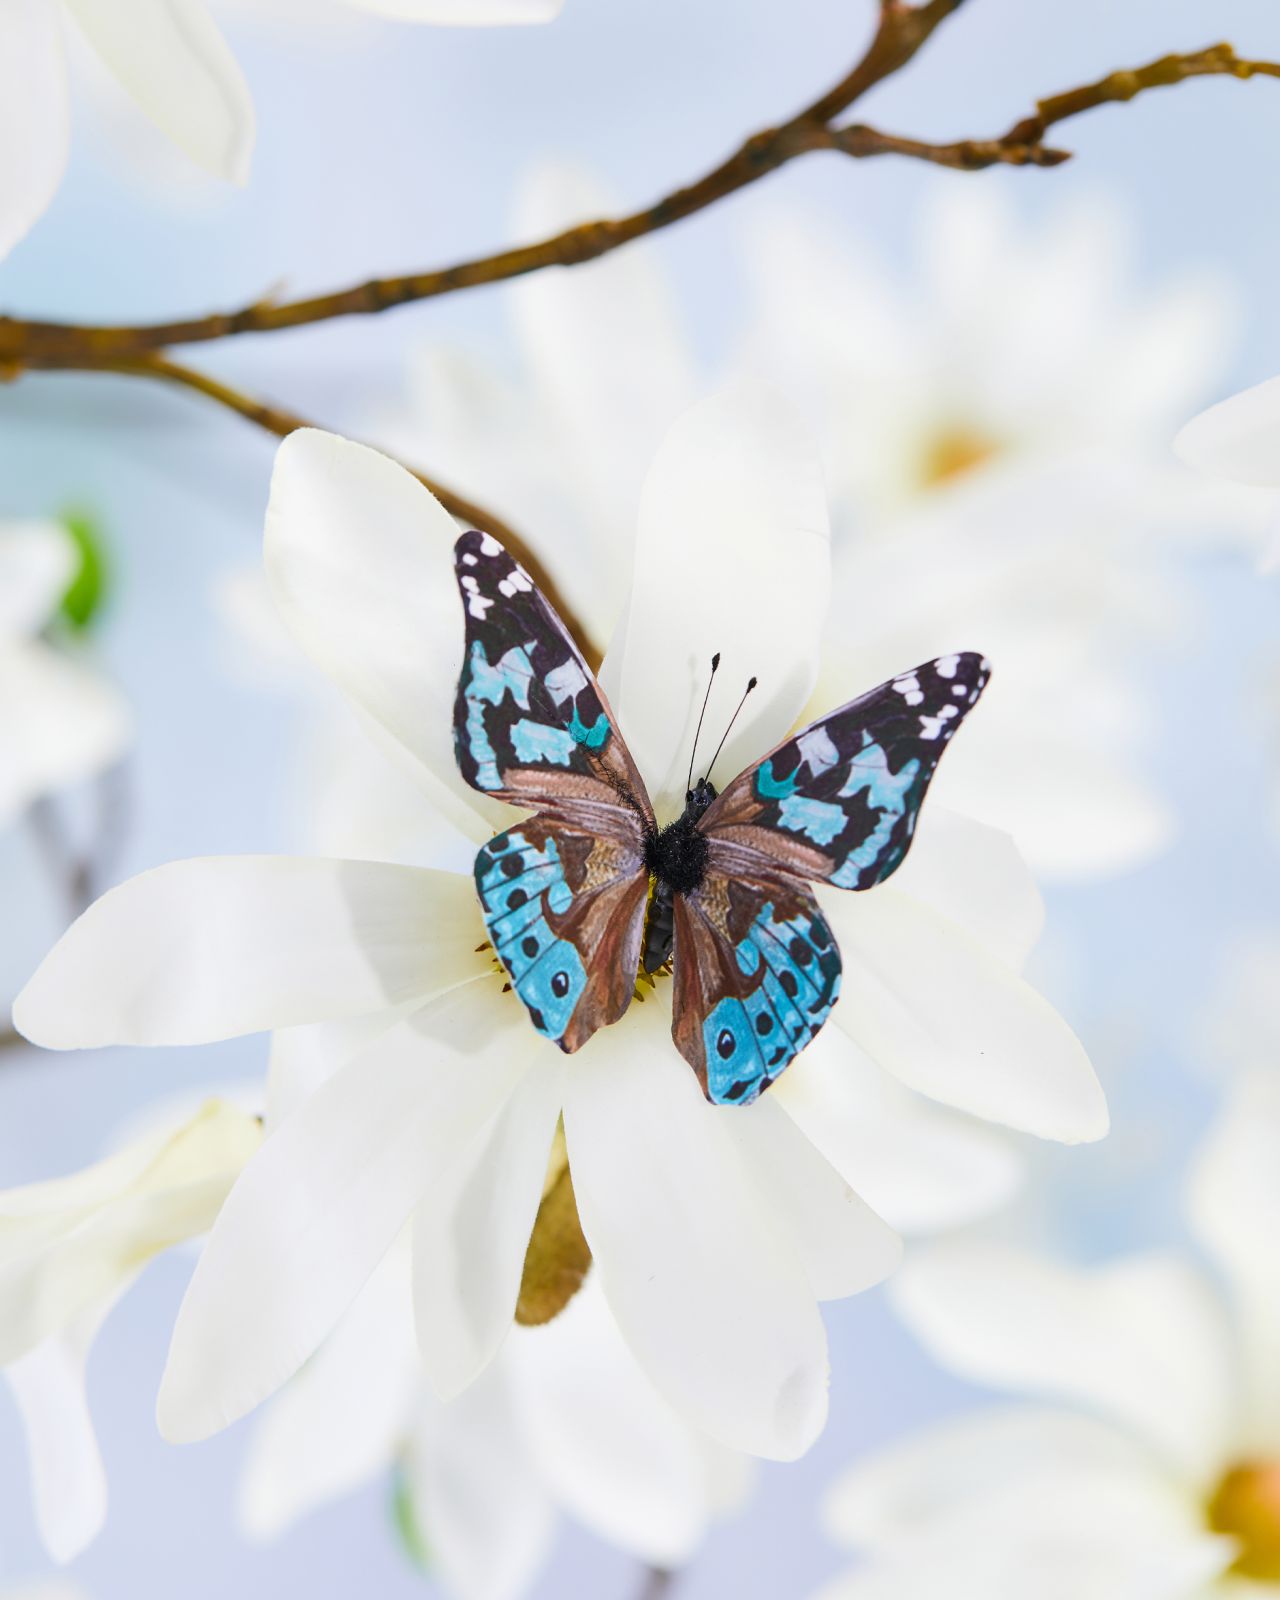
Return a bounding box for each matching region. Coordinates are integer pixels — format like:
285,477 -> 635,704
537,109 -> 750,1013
742,186 -> 1278,882
241,1242 -> 751,1596
817,1069 -> 1280,1599
1175,372 -> 1280,572
0,521 -> 129,829
15,391 -> 1104,1468
0,1098 -> 261,1561
1,0 -> 561,261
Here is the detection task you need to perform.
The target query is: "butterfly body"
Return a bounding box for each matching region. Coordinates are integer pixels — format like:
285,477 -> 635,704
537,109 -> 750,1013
452,528 -> 990,1105
641,779 -> 718,973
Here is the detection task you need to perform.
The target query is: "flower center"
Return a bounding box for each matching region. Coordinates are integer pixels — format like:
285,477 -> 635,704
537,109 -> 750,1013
1207,1460 -> 1280,1580
916,423 -> 1000,490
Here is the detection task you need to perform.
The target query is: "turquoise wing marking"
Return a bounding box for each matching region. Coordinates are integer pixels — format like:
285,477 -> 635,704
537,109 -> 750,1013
475,826 -> 587,1043
701,896 -> 841,1106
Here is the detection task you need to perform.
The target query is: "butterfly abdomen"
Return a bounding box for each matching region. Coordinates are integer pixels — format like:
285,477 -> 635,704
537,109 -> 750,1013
641,782 -> 718,972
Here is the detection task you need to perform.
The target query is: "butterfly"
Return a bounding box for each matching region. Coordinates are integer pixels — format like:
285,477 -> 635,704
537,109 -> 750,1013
452,528 -> 990,1107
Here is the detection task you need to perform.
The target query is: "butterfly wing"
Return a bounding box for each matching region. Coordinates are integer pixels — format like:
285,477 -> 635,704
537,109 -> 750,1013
672,868 -> 841,1105
454,530 -> 654,1052
453,529 -> 654,832
699,653 -> 991,891
669,653 -> 988,1100
475,816 -> 650,1053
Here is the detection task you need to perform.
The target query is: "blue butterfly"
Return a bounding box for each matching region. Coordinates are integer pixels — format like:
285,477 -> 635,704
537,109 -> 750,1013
453,528 -> 990,1106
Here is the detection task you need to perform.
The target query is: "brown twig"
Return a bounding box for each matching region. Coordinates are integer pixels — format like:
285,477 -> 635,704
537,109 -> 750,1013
0,0 -> 966,369
635,1568 -> 676,1600
808,43 -> 1280,170
0,1029 -> 26,1055
85,356 -> 579,642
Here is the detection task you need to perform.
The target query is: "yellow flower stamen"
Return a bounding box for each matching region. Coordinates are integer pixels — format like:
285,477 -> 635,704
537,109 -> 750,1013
1207,1460 -> 1280,1580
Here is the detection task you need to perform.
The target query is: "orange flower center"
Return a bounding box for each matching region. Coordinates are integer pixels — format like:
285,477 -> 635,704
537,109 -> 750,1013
1208,1460 -> 1280,1580
917,424 -> 1000,489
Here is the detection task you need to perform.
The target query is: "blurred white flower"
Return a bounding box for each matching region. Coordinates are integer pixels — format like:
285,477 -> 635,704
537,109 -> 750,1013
1176,373 -> 1280,572
14,393 -> 1103,1470
0,0 -> 254,257
0,521 -> 130,829
0,1098 -> 261,1562
745,186 -> 1270,882
390,176 -> 1251,882
0,0 -> 563,259
817,1069 -> 1280,1599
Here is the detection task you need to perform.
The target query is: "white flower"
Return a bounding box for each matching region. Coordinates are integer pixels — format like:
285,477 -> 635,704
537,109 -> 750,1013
0,521 -> 130,829
743,185 -> 1268,881
240,1243 -> 752,1597
818,1069 -> 1280,1599
1176,372 -> 1280,572
14,391 -> 1104,1468
0,0 -> 562,261
0,1098 -> 261,1562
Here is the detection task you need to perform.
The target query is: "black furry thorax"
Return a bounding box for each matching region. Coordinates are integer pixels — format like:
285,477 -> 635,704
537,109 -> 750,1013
643,780 -> 717,895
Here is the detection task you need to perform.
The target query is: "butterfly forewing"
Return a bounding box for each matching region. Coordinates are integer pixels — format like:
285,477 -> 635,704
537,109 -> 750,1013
453,529 -> 654,830
699,653 -> 991,892
453,530 -> 654,1051
664,653 -> 989,1097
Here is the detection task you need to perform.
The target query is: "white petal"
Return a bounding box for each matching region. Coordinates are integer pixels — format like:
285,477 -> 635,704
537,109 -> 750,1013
158,982 -> 528,1442
342,0 -> 562,20
563,998 -> 828,1460
507,166 -> 698,639
238,1244 -> 421,1539
891,1241 -> 1235,1477
601,385 -> 830,818
413,1056 -> 562,1400
265,1008 -> 419,1131
264,429 -> 503,843
719,1095 -> 901,1301
826,887 -> 1107,1143
5,1298 -> 120,1564
771,1026 -> 1023,1235
62,0 -> 253,182
15,856 -> 481,1049
821,1406 -> 1231,1600
0,2 -> 68,258
508,1280 -> 751,1567
1175,375 -> 1280,487
0,523 -> 76,641
0,1100 -> 260,1365
0,640 -> 131,827
888,807 -> 1044,974
406,1367 -> 555,1600
1188,1069 -> 1280,1446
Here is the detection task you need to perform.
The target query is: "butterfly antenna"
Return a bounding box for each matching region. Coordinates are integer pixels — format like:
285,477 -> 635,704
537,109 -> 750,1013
704,676 -> 758,785
685,652 -> 721,795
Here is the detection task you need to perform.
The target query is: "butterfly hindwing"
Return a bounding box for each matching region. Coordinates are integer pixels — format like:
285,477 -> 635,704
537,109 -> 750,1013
453,529 -> 653,830
672,868 -> 841,1106
476,815 -> 650,1052
700,653 -> 991,892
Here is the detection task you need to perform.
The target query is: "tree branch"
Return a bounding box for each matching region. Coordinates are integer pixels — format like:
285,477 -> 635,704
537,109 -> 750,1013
81,356 -> 582,646
0,0 -> 967,368
806,43 -> 1280,170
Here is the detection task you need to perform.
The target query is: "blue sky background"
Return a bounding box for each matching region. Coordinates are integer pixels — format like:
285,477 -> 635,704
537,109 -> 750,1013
1,1 -> 1279,1595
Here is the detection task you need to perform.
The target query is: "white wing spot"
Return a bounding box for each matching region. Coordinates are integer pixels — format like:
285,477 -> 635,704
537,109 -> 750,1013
936,654 -> 960,679
798,725 -> 840,777
479,533 -> 502,556
462,552 -> 478,566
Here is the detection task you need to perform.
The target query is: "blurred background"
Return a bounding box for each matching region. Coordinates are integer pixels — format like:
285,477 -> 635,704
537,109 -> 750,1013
2,0 -> 1280,1594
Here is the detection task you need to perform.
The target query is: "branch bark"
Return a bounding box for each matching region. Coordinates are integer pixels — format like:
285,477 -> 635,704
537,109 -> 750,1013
0,0 -> 966,368
807,43 -> 1280,170
89,355 -> 575,626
